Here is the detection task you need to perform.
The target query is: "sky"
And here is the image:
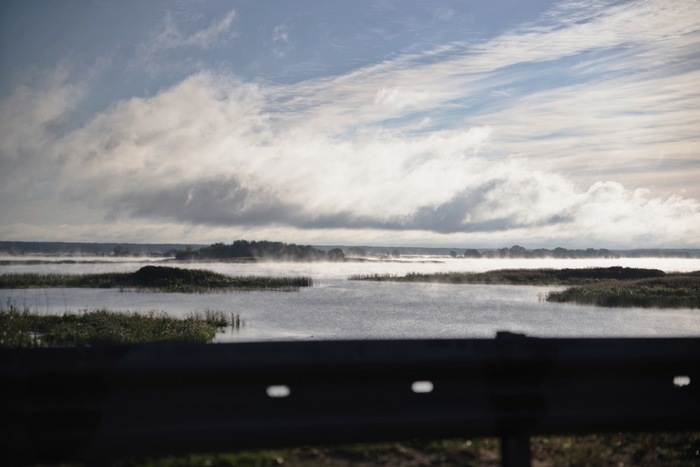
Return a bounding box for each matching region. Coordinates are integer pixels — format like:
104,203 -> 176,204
0,0 -> 699,249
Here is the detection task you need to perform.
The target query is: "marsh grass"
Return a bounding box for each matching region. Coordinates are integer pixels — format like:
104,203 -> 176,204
546,273 -> 700,308
349,267 -> 667,286
186,310 -> 245,329
350,267 -> 699,309
0,265 -> 313,293
0,304 -> 240,347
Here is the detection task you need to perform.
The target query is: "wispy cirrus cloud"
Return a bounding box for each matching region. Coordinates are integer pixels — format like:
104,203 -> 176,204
149,9 -> 236,51
254,0 -> 699,142
271,24 -> 293,58
135,9 -> 236,76
257,0 -> 700,196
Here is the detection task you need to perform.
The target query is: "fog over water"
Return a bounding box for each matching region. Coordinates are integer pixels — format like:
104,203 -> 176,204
1,257 -> 699,341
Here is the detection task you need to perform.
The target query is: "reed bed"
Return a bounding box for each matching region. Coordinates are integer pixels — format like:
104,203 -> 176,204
546,274 -> 700,308
0,304 -> 243,347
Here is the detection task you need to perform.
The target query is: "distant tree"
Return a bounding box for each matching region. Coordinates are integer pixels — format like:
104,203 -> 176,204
327,248 -> 345,262
391,249 -> 401,258
510,245 -> 527,256
174,246 -> 196,260
463,249 -> 481,258
450,250 -> 457,258
553,247 -> 567,258
531,249 -> 549,258
176,239 -> 330,262
347,246 -> 367,257
112,245 -> 128,257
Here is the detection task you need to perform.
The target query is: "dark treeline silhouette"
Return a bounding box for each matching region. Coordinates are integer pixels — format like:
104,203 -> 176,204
0,241 -> 201,256
473,245 -> 617,259
174,240 -> 345,262
3,241 -> 699,259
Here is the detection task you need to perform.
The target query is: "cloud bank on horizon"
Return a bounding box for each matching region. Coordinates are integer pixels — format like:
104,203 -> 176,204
0,0 -> 698,248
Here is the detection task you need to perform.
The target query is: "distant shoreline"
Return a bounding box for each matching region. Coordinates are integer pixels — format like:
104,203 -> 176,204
2,240 -> 699,258
0,257 -> 445,266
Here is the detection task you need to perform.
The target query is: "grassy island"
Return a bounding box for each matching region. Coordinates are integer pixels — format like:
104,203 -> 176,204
349,266 -> 667,286
350,267 -> 700,309
0,305 -> 240,347
0,265 -> 313,292
546,273 -> 700,308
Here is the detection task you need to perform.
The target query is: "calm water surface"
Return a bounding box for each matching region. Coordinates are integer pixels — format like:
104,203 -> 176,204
2,257 -> 699,341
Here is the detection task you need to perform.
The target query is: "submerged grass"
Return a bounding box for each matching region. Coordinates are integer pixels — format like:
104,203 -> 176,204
0,304 -> 242,347
0,265 -> 313,292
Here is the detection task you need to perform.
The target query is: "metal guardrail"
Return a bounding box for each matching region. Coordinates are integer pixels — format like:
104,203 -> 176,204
2,334 -> 699,466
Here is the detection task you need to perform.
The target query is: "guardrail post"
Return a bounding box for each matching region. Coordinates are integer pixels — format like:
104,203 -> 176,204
501,434 -> 531,467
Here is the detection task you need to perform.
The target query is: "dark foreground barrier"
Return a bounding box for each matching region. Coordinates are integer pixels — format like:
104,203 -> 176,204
2,334 -> 699,466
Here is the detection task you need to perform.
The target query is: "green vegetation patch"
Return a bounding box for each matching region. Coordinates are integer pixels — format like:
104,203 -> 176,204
0,305 -> 240,347
349,267 -> 666,286
0,265 -> 313,292
546,273 -> 700,308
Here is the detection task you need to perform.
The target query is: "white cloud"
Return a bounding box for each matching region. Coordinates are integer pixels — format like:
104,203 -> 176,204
0,67 -> 85,192
474,66 -> 700,196
135,9 -> 236,76
151,9 -> 236,51
373,86 -> 434,110
272,24 -> 293,58
432,7 -> 456,23
273,25 -> 289,44
568,182 -> 700,246
253,0 -> 699,145
15,71 -> 690,247
466,0 -> 699,72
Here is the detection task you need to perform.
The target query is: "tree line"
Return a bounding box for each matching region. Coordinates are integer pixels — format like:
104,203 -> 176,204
454,245 -> 617,259
174,240 -> 346,262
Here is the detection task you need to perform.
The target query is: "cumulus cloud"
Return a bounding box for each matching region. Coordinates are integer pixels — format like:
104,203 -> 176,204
0,67 -> 85,191
21,70 -> 692,247
47,73 -> 490,226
